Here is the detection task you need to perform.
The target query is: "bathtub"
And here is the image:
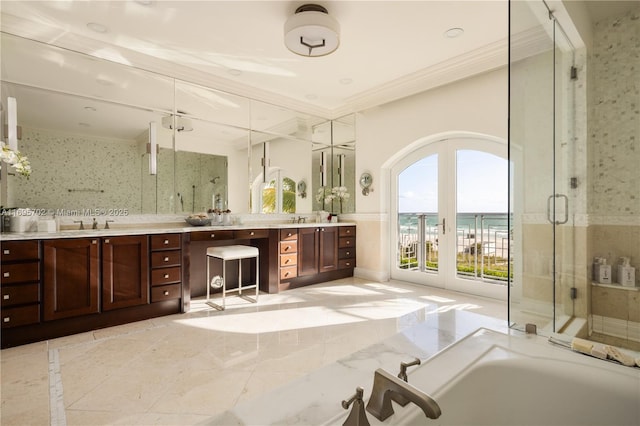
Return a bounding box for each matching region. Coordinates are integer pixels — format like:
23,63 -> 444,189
330,328 -> 640,425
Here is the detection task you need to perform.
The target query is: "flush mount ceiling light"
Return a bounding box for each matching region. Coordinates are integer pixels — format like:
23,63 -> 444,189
284,4 -> 340,57
162,115 -> 193,132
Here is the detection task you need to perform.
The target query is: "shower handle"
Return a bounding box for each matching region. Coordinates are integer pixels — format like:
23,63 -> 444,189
547,194 -> 569,225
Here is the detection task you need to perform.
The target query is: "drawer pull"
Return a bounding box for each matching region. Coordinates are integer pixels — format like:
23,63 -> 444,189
346,251 -> 351,256
284,245 -> 291,251
321,228 -> 325,232
3,294 -> 9,300
3,249 -> 9,255
164,257 -> 170,262
3,272 -> 9,278
105,239 -> 110,244
92,240 -> 98,244
287,232 -> 292,237
249,231 -> 255,236
3,317 -> 9,323
164,274 -> 170,279
346,241 -> 351,245
284,272 -> 290,277
163,291 -> 170,296
345,262 -> 351,266
284,259 -> 290,264
164,239 -> 169,245
211,234 -> 215,238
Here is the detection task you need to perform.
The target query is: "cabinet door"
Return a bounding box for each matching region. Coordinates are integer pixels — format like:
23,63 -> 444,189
298,227 -> 319,276
102,236 -> 149,311
43,238 -> 99,321
319,227 -> 338,273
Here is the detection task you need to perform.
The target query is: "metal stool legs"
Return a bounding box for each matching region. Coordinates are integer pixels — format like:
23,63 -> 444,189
205,248 -> 259,311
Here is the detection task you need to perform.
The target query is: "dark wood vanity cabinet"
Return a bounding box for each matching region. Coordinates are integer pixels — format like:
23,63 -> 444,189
1,240 -> 41,328
150,234 -> 182,303
43,238 -> 100,321
102,235 -> 149,311
279,229 -> 298,282
298,226 -> 338,276
338,226 -> 356,269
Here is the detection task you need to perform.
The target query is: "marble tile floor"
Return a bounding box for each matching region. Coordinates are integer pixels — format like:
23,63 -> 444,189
1,278 -> 507,426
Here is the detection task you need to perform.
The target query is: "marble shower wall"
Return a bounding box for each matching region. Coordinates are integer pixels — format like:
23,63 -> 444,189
588,6 -> 640,344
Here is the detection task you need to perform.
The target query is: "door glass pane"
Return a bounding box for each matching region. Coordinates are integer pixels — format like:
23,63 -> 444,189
456,150 -> 509,283
397,154 -> 438,272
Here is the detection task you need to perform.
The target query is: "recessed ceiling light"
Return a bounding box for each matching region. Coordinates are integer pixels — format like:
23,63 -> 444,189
339,78 -> 353,85
228,69 -> 242,76
444,27 -> 464,38
305,94 -> 318,100
78,122 -> 91,127
95,77 -> 113,86
134,0 -> 154,6
84,106 -> 97,112
86,22 -> 109,34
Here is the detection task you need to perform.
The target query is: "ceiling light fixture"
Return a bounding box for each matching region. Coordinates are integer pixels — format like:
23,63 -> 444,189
444,27 -> 464,38
162,115 -> 193,132
86,22 -> 109,33
284,4 -> 340,57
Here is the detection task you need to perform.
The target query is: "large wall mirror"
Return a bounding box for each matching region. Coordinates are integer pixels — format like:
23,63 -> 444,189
1,33 -> 355,218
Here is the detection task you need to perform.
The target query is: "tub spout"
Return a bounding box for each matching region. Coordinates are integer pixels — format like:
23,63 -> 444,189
366,368 -> 441,422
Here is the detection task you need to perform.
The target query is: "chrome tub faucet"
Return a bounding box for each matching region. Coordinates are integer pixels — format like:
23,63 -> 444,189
366,368 -> 441,422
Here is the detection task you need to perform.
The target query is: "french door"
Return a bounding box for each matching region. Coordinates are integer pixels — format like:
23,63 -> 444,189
390,135 -> 508,300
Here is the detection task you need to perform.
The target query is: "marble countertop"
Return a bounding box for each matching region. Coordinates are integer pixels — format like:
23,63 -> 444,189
0,221 -> 355,241
206,310 -> 507,426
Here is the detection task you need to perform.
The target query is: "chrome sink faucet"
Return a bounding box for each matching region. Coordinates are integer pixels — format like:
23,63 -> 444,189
366,368 -> 441,422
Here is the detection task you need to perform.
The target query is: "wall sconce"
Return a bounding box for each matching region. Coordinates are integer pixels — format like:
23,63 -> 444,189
148,121 -> 157,175
320,151 -> 327,187
297,180 -> 307,198
360,172 -> 373,196
262,141 -> 270,183
7,97 -> 18,151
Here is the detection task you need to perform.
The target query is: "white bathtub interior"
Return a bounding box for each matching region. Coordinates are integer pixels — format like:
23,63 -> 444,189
329,328 -> 640,426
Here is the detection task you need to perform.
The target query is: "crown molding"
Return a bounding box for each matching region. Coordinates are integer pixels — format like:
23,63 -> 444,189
330,38 -> 509,117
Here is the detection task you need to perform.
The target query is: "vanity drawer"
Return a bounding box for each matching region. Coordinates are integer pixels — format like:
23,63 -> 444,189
1,262 -> 39,284
339,259 -> 355,269
339,227 -> 356,237
280,253 -> 297,267
1,304 -> 40,328
338,237 -> 355,249
234,229 -> 269,240
2,283 -> 39,307
150,234 -> 181,251
190,230 -> 234,241
280,229 -> 298,241
280,266 -> 297,281
1,240 -> 39,262
338,248 -> 355,259
151,250 -> 182,268
280,241 -> 298,254
151,267 -> 181,286
151,284 -> 181,302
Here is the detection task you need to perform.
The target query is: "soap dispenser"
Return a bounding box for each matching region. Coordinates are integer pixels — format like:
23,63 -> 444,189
618,257 -> 636,287
594,257 -> 612,284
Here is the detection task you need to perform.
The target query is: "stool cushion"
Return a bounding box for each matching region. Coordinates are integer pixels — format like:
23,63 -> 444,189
207,245 -> 259,260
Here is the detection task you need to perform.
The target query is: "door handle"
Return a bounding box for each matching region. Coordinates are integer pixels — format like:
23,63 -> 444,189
440,218 -> 446,235
547,194 -> 569,225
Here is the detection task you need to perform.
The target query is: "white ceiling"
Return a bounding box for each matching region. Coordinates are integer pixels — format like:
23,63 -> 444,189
0,1 -> 635,119
0,0 -> 510,118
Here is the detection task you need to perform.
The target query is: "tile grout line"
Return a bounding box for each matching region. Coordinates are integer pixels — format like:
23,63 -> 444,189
48,348 -> 67,426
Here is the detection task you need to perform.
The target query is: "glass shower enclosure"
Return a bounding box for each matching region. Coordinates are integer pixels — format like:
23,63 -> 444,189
508,0 -> 582,335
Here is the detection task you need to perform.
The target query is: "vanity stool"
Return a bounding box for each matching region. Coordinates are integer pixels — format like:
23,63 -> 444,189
206,245 -> 259,311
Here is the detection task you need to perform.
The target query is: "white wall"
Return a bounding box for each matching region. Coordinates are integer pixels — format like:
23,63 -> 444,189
351,67 -> 508,281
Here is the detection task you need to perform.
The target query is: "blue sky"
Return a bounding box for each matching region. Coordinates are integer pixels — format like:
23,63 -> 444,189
398,150 -> 508,213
